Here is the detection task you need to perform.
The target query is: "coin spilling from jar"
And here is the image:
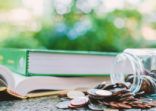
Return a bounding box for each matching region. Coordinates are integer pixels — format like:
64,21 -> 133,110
56,81 -> 156,110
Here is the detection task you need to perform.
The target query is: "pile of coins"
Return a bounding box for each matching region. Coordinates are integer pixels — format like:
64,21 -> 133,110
56,90 -> 89,110
56,82 -> 156,110
125,72 -> 156,94
89,82 -> 156,109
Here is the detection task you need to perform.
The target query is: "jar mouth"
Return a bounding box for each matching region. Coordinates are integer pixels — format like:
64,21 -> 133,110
111,52 -> 144,94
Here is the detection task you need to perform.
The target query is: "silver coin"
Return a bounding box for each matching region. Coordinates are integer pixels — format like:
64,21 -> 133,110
88,103 -> 106,111
87,89 -> 98,96
56,101 -> 70,109
125,82 -> 131,88
104,109 -> 119,111
124,109 -> 141,111
60,97 -> 70,101
148,107 -> 156,111
70,97 -> 89,106
67,90 -> 85,99
95,89 -> 112,97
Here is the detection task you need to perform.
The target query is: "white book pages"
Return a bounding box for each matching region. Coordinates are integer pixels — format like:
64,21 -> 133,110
0,65 -> 109,96
29,52 -> 116,75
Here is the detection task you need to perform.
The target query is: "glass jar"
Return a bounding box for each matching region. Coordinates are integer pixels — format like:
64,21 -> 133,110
111,49 -> 156,94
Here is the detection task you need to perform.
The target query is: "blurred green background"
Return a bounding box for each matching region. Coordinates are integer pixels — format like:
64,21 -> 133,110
0,0 -> 156,52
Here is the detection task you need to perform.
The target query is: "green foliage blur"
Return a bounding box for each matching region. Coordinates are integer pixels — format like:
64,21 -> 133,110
0,1 -> 149,52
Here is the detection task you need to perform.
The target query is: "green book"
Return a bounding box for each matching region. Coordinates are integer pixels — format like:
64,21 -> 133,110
0,48 -> 118,76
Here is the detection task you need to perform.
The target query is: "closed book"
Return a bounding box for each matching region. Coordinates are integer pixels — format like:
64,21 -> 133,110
0,48 -> 117,76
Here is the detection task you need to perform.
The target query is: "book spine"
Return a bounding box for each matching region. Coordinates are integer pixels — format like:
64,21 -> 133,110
0,49 -> 28,76
25,50 -> 30,76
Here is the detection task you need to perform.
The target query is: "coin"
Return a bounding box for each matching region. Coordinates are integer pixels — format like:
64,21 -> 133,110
109,102 -> 119,108
117,103 -> 132,109
104,84 -> 116,90
88,103 -> 106,111
148,101 -> 156,107
148,107 -> 156,111
125,82 -> 132,88
68,103 -> 78,109
99,101 -> 110,106
104,108 -> 119,111
125,74 -> 134,83
68,103 -> 87,109
136,103 -> 147,109
112,89 -> 130,96
121,93 -> 133,98
134,91 -> 145,98
140,78 -> 153,94
124,109 -> 141,111
95,81 -> 106,89
60,97 -> 70,101
67,90 -> 85,99
56,101 -> 70,109
70,97 -> 89,106
115,83 -> 128,89
87,89 -> 98,96
95,90 -> 112,97
111,88 -> 128,94
57,82 -> 156,110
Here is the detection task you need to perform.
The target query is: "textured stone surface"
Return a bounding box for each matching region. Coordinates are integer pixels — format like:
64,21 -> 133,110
0,96 -> 154,111
0,96 -> 91,111
0,96 -> 62,111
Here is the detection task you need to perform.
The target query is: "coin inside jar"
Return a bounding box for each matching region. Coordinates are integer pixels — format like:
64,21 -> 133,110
95,89 -> 112,97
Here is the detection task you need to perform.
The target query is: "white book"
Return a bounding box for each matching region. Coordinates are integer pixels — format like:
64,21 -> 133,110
0,65 -> 109,98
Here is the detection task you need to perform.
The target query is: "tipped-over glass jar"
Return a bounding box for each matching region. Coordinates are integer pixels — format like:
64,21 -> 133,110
111,49 -> 156,94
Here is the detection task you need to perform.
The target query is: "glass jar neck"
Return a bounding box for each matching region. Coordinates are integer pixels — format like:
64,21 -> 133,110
111,52 -> 145,94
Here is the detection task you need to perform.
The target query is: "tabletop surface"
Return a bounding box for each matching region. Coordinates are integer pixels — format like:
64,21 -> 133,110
0,96 -> 156,111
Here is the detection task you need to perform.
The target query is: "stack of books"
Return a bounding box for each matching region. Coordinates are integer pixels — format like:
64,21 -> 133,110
0,48 -> 117,99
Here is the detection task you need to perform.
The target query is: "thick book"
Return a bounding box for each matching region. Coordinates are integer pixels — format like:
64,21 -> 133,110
0,48 -> 117,76
0,65 -> 109,98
